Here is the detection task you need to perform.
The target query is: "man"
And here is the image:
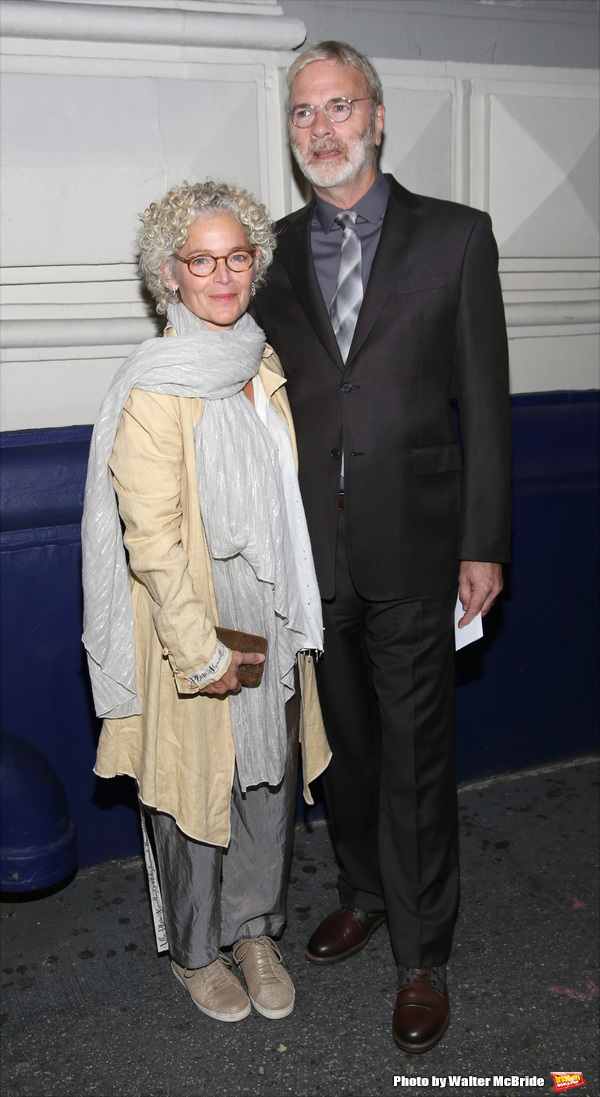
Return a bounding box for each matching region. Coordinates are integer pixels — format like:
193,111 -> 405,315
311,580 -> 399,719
253,40 -> 510,1054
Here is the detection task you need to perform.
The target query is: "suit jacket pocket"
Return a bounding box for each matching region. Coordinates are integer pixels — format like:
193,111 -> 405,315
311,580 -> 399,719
394,274 -> 447,296
413,442 -> 463,476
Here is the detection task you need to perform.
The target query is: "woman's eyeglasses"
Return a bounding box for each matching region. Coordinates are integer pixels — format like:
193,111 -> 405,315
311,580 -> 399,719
174,249 -> 257,277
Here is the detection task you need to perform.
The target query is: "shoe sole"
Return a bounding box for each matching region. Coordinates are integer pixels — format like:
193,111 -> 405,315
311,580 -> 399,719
248,992 -> 295,1019
305,913 -> 387,965
392,1010 -> 450,1054
172,966 -> 251,1022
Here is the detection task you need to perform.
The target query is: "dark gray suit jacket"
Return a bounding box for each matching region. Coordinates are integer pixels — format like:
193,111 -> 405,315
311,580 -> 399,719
253,175 -> 511,601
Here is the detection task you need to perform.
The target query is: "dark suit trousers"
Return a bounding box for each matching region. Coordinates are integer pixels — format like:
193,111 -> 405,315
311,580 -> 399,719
317,512 -> 459,968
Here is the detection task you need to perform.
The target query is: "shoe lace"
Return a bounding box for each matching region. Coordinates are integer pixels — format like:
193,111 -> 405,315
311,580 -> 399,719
233,936 -> 284,983
398,966 -> 446,993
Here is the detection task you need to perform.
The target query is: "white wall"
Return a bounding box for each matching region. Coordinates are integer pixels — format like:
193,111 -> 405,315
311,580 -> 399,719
1,0 -> 598,429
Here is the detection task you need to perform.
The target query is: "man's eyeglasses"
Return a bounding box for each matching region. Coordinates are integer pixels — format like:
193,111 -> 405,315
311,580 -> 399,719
288,97 -> 372,129
174,249 -> 257,277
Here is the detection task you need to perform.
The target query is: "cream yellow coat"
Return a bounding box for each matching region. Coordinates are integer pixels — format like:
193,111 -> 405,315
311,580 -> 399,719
94,345 -> 331,847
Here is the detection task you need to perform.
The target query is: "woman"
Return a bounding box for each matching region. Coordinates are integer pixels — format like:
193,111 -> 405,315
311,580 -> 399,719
82,180 -> 330,1023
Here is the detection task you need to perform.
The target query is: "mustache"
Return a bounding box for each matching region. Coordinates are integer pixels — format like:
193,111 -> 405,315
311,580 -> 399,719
306,139 -> 347,155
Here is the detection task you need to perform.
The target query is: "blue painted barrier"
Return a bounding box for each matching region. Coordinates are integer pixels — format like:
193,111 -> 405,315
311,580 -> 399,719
0,730 -> 77,891
0,391 -> 598,865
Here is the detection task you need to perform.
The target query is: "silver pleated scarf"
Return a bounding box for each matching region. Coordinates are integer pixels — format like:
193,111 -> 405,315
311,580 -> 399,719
82,302 -> 313,790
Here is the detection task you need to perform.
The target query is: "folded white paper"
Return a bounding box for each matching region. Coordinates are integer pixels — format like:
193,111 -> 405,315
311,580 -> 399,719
454,593 -> 483,651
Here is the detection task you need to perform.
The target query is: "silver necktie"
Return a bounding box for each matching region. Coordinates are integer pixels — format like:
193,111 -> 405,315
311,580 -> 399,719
329,210 -> 363,362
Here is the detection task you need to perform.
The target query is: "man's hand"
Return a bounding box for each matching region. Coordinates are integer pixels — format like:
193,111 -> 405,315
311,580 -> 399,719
198,649 -> 265,696
457,561 -> 503,628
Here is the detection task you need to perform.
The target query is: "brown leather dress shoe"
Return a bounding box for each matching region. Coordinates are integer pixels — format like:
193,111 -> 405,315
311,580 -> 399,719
305,907 -> 386,964
392,967 -> 450,1054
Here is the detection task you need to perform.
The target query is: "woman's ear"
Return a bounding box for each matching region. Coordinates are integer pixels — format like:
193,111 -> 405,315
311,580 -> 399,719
161,259 -> 178,292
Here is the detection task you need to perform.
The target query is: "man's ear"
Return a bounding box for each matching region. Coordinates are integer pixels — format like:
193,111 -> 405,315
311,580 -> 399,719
374,104 -> 385,148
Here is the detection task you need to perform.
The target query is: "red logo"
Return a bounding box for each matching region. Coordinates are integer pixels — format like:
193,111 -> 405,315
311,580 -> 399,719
551,1075 -> 586,1092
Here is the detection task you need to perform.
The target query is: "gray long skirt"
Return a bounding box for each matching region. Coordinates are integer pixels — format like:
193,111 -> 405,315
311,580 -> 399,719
147,681 -> 300,969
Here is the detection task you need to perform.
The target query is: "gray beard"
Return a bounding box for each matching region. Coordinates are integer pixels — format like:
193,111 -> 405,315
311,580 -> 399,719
289,117 -> 378,191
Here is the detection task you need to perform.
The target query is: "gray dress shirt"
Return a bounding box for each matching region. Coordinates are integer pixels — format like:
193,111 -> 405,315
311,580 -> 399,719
311,172 -> 390,310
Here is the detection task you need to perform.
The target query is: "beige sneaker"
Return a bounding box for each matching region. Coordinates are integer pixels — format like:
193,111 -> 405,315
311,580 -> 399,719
233,936 -> 295,1019
171,954 -> 251,1022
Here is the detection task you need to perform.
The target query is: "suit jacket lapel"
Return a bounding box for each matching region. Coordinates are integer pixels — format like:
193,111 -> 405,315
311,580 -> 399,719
346,183 -> 420,367
279,182 -> 421,372
279,205 -> 345,370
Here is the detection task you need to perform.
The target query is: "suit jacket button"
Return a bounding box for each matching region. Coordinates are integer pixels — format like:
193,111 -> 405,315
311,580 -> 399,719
330,448 -> 342,459
341,382 -> 353,393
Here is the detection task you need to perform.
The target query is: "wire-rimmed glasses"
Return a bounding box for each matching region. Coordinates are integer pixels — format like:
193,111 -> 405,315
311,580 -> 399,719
174,248 -> 257,277
288,97 -> 372,129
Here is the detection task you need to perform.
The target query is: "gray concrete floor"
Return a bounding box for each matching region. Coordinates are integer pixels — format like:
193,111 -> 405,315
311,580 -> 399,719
1,757 -> 598,1097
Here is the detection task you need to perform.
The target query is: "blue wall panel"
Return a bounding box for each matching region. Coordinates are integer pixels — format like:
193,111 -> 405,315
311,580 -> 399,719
1,430 -> 140,867
455,393 -> 599,779
1,392 -> 598,866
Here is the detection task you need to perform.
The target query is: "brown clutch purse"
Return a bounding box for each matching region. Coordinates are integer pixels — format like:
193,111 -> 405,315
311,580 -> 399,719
215,627 -> 268,688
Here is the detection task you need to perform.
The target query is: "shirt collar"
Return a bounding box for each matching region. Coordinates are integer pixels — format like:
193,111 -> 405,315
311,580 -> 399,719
314,171 -> 390,233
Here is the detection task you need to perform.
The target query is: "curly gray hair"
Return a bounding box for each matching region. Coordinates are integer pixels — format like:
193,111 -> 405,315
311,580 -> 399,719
138,180 -> 276,314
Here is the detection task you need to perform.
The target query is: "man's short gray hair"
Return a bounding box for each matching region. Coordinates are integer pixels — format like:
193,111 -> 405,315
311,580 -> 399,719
286,40 -> 384,109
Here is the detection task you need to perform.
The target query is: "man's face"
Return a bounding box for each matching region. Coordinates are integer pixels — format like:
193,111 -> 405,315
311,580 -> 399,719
288,59 -> 384,194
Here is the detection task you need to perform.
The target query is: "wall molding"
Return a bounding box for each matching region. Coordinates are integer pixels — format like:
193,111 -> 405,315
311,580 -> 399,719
0,0 -> 306,49
3,259 -> 598,355
0,317 -> 156,350
2,296 -> 598,355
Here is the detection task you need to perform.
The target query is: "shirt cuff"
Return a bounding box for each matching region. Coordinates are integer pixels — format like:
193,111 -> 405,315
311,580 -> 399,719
186,639 -> 229,687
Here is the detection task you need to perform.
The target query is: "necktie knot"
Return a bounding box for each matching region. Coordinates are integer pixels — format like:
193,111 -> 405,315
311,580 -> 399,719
335,210 -> 358,232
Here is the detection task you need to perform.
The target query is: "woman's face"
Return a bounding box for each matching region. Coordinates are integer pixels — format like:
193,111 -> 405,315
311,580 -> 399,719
165,211 -> 256,329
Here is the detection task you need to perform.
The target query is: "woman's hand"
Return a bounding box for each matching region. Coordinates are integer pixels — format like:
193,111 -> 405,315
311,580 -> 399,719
198,649 -> 265,695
